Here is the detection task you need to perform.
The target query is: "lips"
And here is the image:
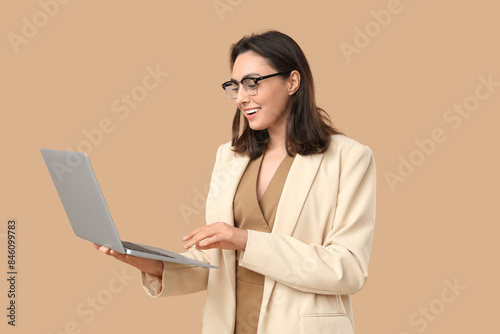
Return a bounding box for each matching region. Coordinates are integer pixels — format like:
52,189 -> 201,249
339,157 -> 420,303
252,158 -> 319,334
243,107 -> 261,120
245,107 -> 261,115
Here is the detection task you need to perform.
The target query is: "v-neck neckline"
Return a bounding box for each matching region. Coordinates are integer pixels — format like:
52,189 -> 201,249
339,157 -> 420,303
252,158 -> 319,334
255,152 -> 288,205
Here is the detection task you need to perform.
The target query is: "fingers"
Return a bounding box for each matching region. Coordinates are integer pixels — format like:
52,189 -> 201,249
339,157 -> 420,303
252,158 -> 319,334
98,245 -> 111,254
92,243 -> 110,254
91,242 -> 163,275
93,243 -> 129,261
182,223 -> 224,249
183,237 -> 209,250
195,235 -> 221,250
198,233 -> 224,247
182,226 -> 203,242
182,222 -> 245,250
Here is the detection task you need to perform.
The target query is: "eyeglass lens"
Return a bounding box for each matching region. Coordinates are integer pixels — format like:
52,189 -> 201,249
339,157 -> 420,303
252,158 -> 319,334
224,79 -> 258,98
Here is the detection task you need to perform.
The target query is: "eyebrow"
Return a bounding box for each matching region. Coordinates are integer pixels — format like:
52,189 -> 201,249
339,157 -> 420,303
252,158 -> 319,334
230,72 -> 261,81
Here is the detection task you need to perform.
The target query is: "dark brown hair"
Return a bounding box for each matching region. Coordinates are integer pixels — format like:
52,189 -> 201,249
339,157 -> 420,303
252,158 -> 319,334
229,30 -> 345,159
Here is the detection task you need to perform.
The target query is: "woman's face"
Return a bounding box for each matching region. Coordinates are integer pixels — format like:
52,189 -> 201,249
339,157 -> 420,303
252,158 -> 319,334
231,51 -> 294,133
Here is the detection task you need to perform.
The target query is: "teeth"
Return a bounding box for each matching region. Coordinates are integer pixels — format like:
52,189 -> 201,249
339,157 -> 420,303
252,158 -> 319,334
246,108 -> 260,115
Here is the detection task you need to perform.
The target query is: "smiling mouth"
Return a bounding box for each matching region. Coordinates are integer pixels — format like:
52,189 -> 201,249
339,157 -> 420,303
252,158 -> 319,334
245,107 -> 261,115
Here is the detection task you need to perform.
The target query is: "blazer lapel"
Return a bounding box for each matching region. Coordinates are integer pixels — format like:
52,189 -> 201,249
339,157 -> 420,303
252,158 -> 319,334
215,149 -> 325,234
216,152 -> 250,227
254,151 -> 324,329
272,151 -> 325,235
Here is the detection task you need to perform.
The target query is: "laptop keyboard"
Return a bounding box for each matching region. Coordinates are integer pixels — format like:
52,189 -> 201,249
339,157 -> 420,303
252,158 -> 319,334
122,241 -> 174,259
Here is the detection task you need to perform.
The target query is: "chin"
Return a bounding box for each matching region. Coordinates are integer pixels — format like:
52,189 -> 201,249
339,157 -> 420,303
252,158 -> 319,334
247,122 -> 267,131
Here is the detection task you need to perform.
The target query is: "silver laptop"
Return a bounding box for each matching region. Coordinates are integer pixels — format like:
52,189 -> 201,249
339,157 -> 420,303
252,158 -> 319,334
41,148 -> 216,269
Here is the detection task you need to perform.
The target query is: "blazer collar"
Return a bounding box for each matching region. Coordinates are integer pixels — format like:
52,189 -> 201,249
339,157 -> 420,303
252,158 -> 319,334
219,149 -> 325,236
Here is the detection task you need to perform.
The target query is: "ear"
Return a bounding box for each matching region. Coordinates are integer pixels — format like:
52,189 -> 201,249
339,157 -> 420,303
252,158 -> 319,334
287,70 -> 301,95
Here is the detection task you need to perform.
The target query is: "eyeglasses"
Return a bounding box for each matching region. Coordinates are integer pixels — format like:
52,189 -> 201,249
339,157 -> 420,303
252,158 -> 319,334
221,71 -> 291,99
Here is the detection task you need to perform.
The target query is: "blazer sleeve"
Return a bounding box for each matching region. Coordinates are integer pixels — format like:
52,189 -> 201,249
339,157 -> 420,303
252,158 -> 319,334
140,145 -> 225,298
239,144 -> 376,295
141,248 -> 216,298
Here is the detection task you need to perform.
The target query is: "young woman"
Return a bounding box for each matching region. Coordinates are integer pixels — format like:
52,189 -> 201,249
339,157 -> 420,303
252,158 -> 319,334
94,30 -> 377,334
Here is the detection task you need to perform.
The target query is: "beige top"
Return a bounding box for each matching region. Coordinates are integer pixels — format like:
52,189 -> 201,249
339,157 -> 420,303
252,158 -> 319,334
233,152 -> 295,334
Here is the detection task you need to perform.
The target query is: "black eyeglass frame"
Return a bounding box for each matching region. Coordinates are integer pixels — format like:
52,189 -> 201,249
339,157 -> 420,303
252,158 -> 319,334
221,71 -> 292,99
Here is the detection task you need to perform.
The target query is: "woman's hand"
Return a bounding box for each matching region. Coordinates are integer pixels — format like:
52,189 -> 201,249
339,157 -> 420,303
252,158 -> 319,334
92,243 -> 164,277
182,222 -> 248,251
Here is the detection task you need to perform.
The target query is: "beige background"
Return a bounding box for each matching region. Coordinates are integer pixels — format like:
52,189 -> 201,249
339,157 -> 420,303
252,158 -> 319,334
1,0 -> 499,333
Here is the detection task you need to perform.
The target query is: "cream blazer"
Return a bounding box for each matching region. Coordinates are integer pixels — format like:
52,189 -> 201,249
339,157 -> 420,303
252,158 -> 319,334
141,134 -> 377,334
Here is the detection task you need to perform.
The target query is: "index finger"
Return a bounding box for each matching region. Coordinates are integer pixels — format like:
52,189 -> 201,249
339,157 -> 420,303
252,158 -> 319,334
182,226 -> 204,241
182,225 -> 221,249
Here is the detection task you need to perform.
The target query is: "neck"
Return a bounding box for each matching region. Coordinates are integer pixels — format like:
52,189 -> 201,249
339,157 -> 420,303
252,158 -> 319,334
265,107 -> 289,155
266,127 -> 287,155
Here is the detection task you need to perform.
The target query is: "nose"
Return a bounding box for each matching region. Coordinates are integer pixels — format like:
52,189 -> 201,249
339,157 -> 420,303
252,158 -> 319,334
234,84 -> 250,107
